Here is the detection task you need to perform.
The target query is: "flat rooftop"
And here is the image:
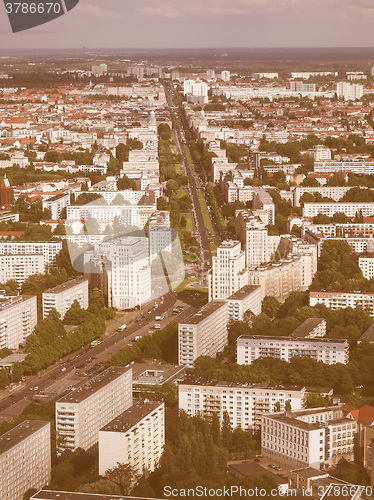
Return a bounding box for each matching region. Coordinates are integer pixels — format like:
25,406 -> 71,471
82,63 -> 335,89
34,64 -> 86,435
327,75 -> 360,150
44,279 -> 88,295
57,367 -> 131,404
289,318 -> 326,338
0,420 -> 49,455
238,335 -> 347,344
290,467 -> 329,479
180,300 -> 226,325
263,412 -> 320,431
0,294 -> 35,311
131,360 -> 186,386
31,491 -> 163,500
179,380 -> 305,392
227,284 -> 261,301
100,401 -> 163,433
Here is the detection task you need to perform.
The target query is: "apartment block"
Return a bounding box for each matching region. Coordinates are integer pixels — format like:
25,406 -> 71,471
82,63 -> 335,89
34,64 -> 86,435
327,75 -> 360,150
226,284 -> 262,322
237,335 -> 348,365
289,318 -> 327,338
42,193 -> 70,221
42,279 -> 89,319
208,240 -> 248,301
0,294 -> 37,349
314,160 -> 374,175
252,187 -> 275,225
0,241 -> 62,267
179,381 -> 306,431
309,291 -> 374,316
178,301 -> 228,366
359,254 -> 374,280
336,81 -> 364,101
56,366 -> 133,452
303,202 -> 374,219
262,407 -> 357,469
248,255 -> 304,302
99,402 -> 165,476
0,420 -> 51,500
294,186 -> 351,207
0,253 -> 44,285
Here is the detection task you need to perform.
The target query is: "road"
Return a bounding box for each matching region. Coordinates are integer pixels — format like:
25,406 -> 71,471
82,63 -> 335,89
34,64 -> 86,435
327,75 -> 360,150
0,290 -> 205,420
164,82 -> 214,270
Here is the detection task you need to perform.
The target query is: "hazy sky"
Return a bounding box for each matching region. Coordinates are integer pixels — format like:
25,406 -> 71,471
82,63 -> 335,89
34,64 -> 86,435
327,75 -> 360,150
1,0 -> 374,50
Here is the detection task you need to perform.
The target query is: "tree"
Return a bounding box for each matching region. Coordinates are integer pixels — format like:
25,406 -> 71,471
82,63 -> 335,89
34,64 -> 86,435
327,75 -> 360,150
262,296 -> 279,318
105,462 -> 139,495
0,368 -> 10,389
301,176 -> 320,187
78,479 -> 121,495
117,175 -> 136,191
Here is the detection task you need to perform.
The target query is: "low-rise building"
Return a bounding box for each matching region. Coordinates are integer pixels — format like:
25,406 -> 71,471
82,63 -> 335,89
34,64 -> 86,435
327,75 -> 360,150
262,406 -> 357,469
42,279 -> 89,319
237,335 -> 348,365
56,366 -> 133,453
178,301 -> 228,366
99,402 -> 165,476
309,291 -> 374,316
289,318 -> 327,338
179,381 -> 306,431
0,420 -> 51,500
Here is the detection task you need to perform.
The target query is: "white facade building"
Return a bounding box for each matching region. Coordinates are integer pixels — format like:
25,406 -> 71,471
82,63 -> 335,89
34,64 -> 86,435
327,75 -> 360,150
262,407 -> 357,469
56,367 -> 133,453
179,382 -> 306,431
0,241 -> 62,268
42,279 -> 89,319
303,202 -> 374,219
221,71 -> 231,81
99,402 -> 164,476
208,240 -> 247,301
336,82 -> 364,101
0,294 -> 37,349
309,291 -> 374,316
42,193 -> 70,221
0,420 -> 51,500
226,285 -> 262,322
0,254 -> 44,284
237,335 -> 349,365
178,301 -> 228,366
358,255 -> 374,280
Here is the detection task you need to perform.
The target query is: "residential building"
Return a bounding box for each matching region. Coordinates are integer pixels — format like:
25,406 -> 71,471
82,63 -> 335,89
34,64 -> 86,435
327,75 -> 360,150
42,193 -> 70,221
359,254 -> 374,280
226,285 -> 262,322
56,366 -> 133,452
357,322 -> 374,344
303,202 -> 374,219
0,420 -> 51,500
237,335 -> 349,365
308,145 -> 332,162
221,70 -> 231,81
290,81 -> 316,93
91,63 -> 107,76
0,241 -> 62,267
0,253 -> 44,284
294,186 -> 351,207
0,173 -> 11,210
103,236 -> 151,310
42,279 -> 89,319
208,240 -> 248,301
262,406 -> 358,469
314,160 -> 374,175
179,381 -> 306,431
178,301 -> 228,366
309,291 -> 374,316
336,82 -> 364,101
248,255 -> 304,302
0,293 -> 37,349
253,187 -> 275,225
289,318 -> 327,338
99,402 -> 165,475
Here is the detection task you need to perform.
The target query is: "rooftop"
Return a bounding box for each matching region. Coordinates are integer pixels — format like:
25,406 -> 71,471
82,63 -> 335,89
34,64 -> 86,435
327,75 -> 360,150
238,335 -> 347,345
100,401 -> 163,433
179,380 -> 305,392
227,284 -> 261,301
44,279 -> 88,295
131,360 -> 186,386
289,318 -> 326,338
57,367 -> 131,404
31,491 -> 163,500
357,321 -> 374,343
0,420 -> 49,455
180,300 -> 227,325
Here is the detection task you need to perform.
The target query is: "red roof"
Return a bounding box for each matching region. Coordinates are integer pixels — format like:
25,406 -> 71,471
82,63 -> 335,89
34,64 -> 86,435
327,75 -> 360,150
358,405 -> 374,426
342,405 -> 359,420
0,231 -> 25,237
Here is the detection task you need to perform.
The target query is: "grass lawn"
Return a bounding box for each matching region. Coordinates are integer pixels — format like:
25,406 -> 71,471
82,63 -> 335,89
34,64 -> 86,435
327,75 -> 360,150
184,144 -> 195,174
210,242 -> 217,256
197,190 -> 214,234
174,277 -> 208,293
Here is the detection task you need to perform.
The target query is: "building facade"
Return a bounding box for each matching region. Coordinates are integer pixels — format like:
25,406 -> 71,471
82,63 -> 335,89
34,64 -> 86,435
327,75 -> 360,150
0,294 -> 37,349
42,279 -> 89,319
0,253 -> 44,285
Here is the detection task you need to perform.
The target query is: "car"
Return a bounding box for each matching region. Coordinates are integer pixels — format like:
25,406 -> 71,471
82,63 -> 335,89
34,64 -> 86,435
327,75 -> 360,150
154,324 -> 161,329
61,367 -> 66,372
33,386 -> 38,391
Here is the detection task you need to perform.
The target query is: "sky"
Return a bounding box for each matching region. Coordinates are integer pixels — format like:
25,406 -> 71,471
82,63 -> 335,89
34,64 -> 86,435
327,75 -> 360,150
0,0 -> 374,50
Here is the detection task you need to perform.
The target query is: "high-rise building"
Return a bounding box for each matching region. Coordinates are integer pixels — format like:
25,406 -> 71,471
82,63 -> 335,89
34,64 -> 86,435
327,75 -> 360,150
99,402 -> 165,475
56,366 -> 133,453
178,301 -> 228,366
42,279 -> 89,319
0,293 -> 37,349
206,69 -> 216,80
336,81 -> 364,101
0,241 -> 62,268
91,63 -> 108,76
0,420 -> 51,500
290,81 -> 316,93
179,382 -> 306,431
0,254 -> 44,285
208,240 -> 247,301
262,407 -> 357,469
226,284 -> 262,322
221,70 -> 230,81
